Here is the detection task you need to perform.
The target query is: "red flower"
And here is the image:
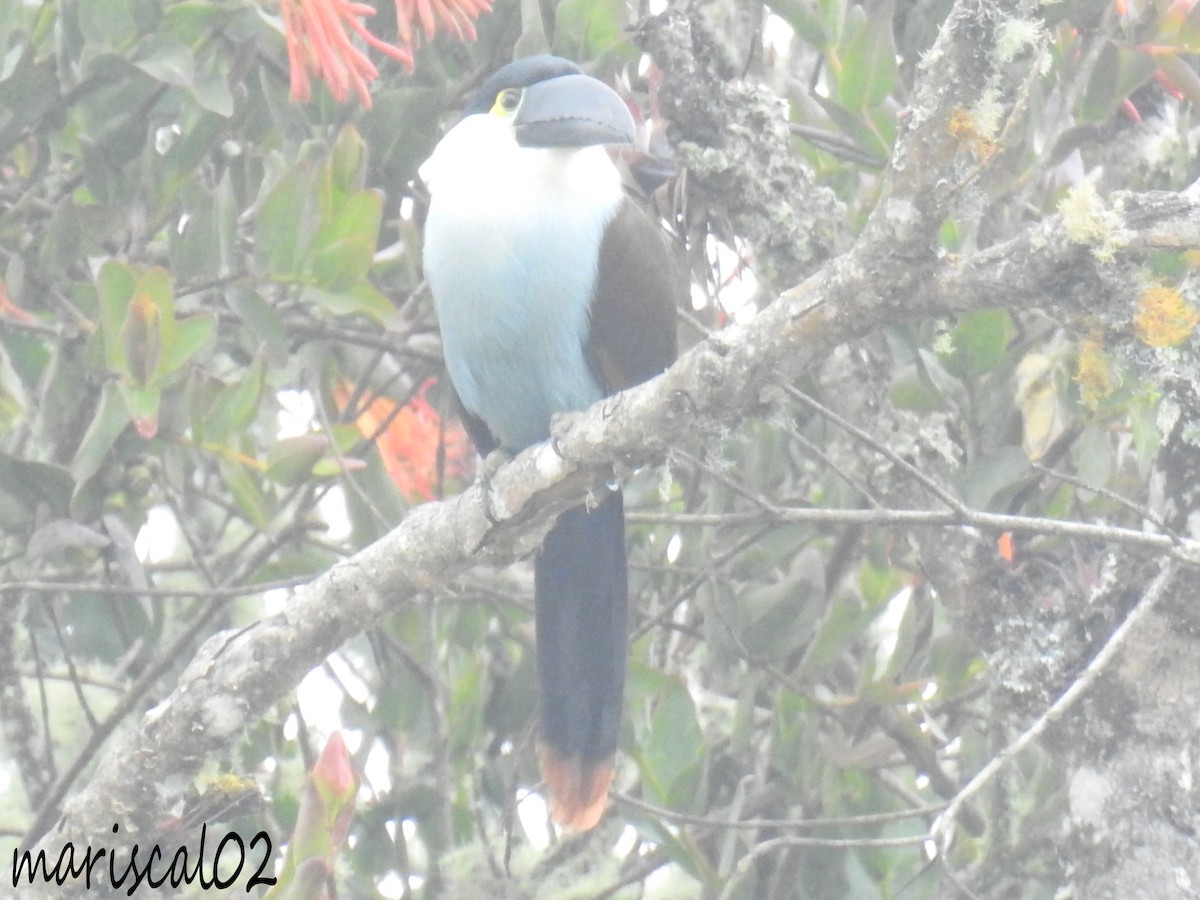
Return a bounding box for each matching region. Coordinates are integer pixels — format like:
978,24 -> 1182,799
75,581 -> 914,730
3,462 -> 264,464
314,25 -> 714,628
393,0 -> 494,46
280,0 -> 414,109
279,0 -> 496,108
335,377 -> 472,503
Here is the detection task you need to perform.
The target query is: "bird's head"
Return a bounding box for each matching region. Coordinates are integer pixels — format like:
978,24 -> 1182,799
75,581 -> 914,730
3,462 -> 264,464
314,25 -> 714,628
464,55 -> 636,150
419,56 -> 636,193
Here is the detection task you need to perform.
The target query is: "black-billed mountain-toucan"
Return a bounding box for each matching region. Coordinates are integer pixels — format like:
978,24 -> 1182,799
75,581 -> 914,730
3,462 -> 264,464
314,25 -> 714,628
420,55 -> 681,829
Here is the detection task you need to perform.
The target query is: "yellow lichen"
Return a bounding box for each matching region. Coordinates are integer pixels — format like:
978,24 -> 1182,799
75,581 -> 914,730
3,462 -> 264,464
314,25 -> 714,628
948,108 -> 999,161
1134,286 -> 1199,347
1075,336 -> 1115,409
1058,181 -> 1131,262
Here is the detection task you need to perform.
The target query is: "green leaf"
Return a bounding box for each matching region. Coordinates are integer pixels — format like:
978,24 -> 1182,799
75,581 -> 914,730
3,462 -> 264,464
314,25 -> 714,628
301,281 -> 395,324
1071,423 -> 1114,497
70,382 -> 131,487
255,165 -> 317,278
205,347 -> 267,443
813,94 -> 890,161
1156,51 -> 1200,109
310,455 -> 365,478
310,190 -> 383,290
837,0 -> 896,110
163,0 -> 232,41
799,594 -> 869,675
131,35 -> 195,88
76,0 -> 138,50
190,59 -> 234,116
954,446 -> 1032,509
162,111 -> 227,186
640,678 -> 705,809
266,434 -> 331,485
767,0 -> 830,48
0,53 -> 59,158
358,86 -> 442,187
159,313 -> 216,378
0,454 -> 74,530
97,260 -> 137,373
267,734 -> 357,900
121,383 -> 162,438
119,292 -> 161,386
939,309 -> 1014,379
553,0 -> 626,59
1081,44 -> 1155,124
224,287 -> 289,359
734,550 -> 825,660
222,459 -> 271,529
134,266 -> 175,314
890,364 -> 945,412
327,124 -> 367,202
1129,393 -> 1161,480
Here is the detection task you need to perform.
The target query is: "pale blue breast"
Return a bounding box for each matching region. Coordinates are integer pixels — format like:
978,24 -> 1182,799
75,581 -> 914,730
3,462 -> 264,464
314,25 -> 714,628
422,128 -> 623,451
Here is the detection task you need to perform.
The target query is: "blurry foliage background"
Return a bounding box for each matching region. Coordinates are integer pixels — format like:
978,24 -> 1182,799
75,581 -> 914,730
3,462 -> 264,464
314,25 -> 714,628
1,0 -> 1199,897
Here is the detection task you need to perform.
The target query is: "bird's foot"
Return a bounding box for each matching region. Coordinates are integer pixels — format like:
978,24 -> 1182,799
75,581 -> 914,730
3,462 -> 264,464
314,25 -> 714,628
475,449 -> 513,525
548,408 -> 590,461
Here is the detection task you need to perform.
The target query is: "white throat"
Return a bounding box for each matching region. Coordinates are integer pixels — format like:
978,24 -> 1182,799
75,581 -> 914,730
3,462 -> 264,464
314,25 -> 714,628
419,114 -> 624,449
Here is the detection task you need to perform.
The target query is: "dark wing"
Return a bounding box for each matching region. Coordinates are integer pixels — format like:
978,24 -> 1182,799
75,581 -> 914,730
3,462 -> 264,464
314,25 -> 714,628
586,197 -> 682,394
450,387 -> 500,457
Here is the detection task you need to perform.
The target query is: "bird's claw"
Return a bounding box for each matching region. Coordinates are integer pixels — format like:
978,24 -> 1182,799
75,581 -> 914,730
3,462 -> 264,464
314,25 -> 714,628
476,449 -> 512,525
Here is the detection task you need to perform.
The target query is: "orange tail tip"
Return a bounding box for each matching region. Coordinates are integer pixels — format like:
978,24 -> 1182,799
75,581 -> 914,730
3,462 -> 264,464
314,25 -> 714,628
539,746 -> 614,831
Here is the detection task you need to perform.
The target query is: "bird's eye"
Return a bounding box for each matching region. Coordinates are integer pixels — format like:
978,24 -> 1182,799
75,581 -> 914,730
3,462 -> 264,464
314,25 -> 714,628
492,88 -> 523,116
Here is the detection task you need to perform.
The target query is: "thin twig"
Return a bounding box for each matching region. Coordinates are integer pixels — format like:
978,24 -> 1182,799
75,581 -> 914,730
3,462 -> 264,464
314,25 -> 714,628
0,575 -> 315,597
616,792 -> 943,830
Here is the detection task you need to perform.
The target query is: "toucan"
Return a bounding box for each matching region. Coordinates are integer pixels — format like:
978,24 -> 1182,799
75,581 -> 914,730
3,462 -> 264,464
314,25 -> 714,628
419,55 -> 681,829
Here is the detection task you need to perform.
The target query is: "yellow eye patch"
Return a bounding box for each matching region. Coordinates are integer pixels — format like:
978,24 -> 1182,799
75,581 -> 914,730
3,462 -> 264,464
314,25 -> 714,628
490,88 -> 523,117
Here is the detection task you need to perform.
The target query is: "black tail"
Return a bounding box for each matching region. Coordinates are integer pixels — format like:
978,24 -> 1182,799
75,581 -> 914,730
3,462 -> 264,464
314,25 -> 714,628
534,489 -> 626,829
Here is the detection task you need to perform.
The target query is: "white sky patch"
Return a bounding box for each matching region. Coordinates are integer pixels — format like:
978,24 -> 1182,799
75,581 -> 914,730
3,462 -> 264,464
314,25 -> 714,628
135,504 -> 180,564
297,666 -> 346,734
262,587 -> 290,615
763,13 -> 794,58
277,389 -> 316,438
317,485 -> 351,543
517,789 -> 552,850
327,651 -> 371,705
614,824 -> 639,858
364,737 -> 393,796
666,532 -> 682,564
378,821 -> 425,898
814,69 -> 830,99
340,727 -> 363,755
378,872 -> 423,898
646,860 -> 696,896
869,584 -> 913,676
154,123 -> 180,155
